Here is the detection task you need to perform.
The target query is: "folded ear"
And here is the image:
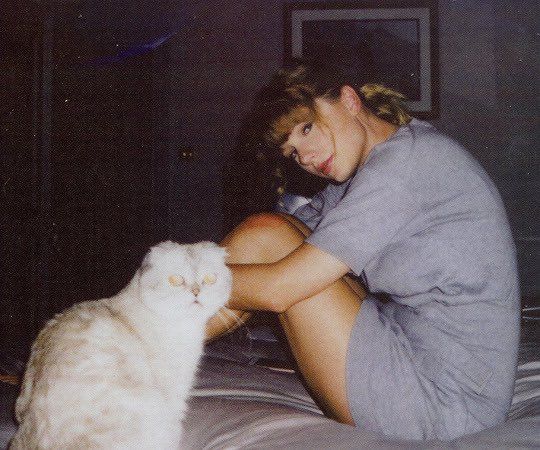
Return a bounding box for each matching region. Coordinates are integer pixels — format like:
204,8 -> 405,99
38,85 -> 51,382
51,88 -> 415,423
139,240 -> 178,273
214,244 -> 229,260
199,241 -> 229,258
137,243 -> 166,283
137,257 -> 153,289
138,258 -> 152,278
139,246 -> 157,276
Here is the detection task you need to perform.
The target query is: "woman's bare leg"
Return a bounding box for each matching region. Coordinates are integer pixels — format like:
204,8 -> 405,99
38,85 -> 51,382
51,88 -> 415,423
206,213 -> 303,339
212,212 -> 366,424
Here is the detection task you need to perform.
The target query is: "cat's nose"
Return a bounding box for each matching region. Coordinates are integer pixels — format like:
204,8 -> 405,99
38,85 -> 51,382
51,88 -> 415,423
191,284 -> 200,296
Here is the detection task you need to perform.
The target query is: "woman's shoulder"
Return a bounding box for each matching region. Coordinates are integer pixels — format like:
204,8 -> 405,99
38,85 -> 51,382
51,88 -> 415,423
355,118 -> 501,203
407,119 -> 472,160
374,119 -> 487,182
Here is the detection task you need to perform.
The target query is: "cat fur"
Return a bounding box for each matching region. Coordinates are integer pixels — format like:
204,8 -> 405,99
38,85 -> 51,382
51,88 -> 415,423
10,241 -> 231,449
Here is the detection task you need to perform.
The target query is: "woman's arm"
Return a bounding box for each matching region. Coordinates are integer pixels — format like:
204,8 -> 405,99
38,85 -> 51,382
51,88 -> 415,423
228,242 -> 350,313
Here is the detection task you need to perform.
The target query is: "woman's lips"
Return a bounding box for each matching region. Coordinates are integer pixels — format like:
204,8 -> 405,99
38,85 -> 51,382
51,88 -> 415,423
318,155 -> 333,176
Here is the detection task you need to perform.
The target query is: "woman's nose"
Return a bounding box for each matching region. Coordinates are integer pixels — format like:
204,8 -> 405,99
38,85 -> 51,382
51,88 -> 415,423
297,149 -> 316,166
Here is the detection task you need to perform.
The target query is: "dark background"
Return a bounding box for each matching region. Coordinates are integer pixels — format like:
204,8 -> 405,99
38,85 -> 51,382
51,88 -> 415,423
1,0 -> 538,356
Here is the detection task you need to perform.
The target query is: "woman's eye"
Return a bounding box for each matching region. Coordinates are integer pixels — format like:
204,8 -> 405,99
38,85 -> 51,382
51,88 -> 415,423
289,148 -> 298,160
302,123 -> 312,135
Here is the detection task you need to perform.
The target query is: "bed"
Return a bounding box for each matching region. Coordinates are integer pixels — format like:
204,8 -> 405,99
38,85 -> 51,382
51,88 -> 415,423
1,315 -> 538,449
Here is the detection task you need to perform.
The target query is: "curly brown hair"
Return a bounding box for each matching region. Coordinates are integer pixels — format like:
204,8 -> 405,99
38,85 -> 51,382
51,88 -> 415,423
250,59 -> 412,152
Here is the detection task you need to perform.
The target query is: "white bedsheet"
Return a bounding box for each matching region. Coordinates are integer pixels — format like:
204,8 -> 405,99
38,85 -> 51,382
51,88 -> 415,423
181,321 -> 540,449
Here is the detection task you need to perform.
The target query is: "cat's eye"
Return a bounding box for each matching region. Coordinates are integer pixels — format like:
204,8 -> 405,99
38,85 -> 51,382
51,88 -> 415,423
202,273 -> 217,285
168,275 -> 185,286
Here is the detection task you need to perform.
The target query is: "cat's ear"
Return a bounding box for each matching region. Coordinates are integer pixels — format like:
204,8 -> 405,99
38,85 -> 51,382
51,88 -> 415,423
138,251 -> 153,278
199,241 -> 229,259
138,247 -> 161,289
156,240 -> 179,251
139,242 -> 171,275
142,241 -> 180,268
139,258 -> 151,275
216,245 -> 229,260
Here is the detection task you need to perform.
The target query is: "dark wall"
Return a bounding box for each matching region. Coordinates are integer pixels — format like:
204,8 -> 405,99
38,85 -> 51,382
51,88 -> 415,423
1,2 -> 172,353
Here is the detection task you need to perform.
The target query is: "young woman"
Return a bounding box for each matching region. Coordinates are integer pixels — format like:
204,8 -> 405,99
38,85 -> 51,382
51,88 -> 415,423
206,60 -> 520,441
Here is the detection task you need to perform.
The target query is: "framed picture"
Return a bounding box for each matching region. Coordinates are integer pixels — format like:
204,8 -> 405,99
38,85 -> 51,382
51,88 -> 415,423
284,1 -> 439,118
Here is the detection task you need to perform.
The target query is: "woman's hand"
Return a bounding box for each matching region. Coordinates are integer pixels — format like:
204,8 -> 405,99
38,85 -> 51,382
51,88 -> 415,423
228,242 -> 350,313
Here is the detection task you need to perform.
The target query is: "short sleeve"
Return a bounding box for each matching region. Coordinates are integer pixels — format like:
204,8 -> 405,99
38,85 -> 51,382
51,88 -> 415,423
292,182 -> 348,231
306,138 -> 418,275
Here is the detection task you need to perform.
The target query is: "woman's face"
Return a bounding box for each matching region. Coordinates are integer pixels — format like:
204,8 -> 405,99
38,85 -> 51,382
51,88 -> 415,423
280,88 -> 370,183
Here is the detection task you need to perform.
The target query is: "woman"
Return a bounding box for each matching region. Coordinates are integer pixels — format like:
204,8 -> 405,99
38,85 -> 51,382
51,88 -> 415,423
206,60 -> 520,441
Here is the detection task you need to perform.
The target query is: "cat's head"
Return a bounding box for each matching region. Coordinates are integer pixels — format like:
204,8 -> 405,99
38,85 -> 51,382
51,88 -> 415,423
137,241 -> 231,321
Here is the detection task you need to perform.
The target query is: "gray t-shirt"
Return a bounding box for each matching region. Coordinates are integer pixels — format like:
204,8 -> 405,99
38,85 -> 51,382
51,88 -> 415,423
294,119 -> 520,413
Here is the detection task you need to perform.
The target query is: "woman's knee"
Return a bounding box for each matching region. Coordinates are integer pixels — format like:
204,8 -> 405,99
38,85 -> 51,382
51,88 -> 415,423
222,212 -> 305,263
238,212 -> 299,231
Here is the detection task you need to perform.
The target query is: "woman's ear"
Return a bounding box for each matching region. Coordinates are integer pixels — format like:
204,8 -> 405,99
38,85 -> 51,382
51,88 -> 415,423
340,85 -> 362,115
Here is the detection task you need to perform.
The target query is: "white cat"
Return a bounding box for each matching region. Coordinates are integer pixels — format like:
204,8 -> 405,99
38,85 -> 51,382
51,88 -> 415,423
10,241 -> 231,450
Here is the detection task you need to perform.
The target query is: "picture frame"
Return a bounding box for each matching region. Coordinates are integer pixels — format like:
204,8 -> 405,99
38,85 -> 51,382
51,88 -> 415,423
284,1 -> 439,118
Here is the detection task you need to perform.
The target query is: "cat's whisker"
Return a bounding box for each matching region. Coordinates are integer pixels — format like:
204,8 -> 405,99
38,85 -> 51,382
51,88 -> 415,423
217,308 -> 254,345
218,307 -> 244,329
215,308 -> 238,331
